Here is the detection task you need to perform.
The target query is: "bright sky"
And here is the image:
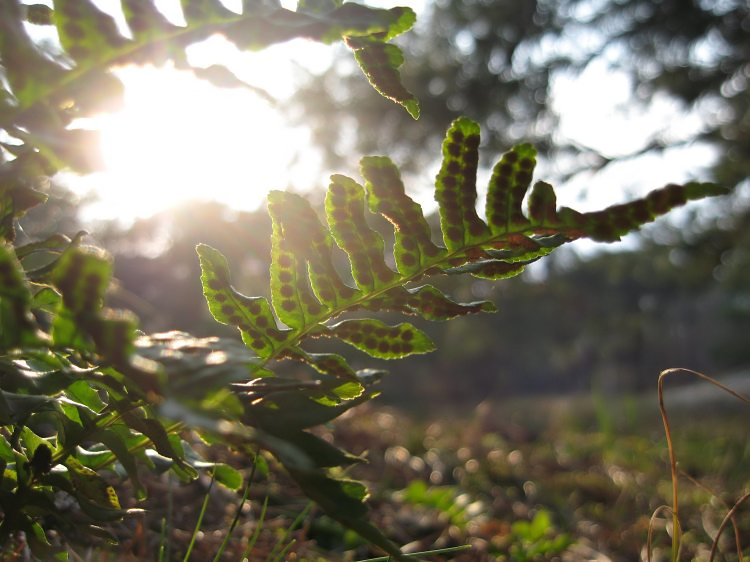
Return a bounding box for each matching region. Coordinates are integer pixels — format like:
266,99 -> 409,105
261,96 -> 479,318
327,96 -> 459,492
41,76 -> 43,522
62,0 -> 716,230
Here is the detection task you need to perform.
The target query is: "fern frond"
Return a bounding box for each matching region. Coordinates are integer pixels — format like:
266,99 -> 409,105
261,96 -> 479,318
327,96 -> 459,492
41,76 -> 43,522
196,117 -> 726,562
201,117 -> 726,379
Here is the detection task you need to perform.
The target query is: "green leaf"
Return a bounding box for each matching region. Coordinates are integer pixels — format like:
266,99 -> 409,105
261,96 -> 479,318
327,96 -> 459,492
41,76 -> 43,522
53,0 -> 127,63
282,431 -> 361,468
267,192 -> 358,311
288,350 -> 359,381
0,2 -> 67,110
329,319 -> 435,359
558,181 -> 729,242
15,232 -> 73,260
286,467 -> 408,560
298,0 -> 341,14
91,426 -> 146,499
197,244 -> 289,358
190,462 -> 244,490
351,42 -> 419,119
326,174 -> 396,291
63,456 -> 120,510
2,1 -> 418,176
121,0 -> 181,43
50,246 -> 110,316
326,4 -> 415,43
0,433 -> 14,462
64,379 -> 106,413
213,463 -> 243,490
23,4 -> 55,25
528,181 -> 558,227
1,391 -> 54,424
238,368 -> 363,407
42,471 -> 126,522
181,0 -> 237,25
0,243 -> 41,346
361,157 -> 444,274
442,259 -> 530,280
117,408 -> 197,481
0,154 -> 50,241
435,118 -> 489,250
242,386 -> 371,433
486,143 -> 536,234
365,285 -> 497,321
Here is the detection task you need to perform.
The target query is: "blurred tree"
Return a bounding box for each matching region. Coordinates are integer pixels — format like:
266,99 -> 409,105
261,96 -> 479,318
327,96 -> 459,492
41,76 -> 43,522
289,0 -> 749,188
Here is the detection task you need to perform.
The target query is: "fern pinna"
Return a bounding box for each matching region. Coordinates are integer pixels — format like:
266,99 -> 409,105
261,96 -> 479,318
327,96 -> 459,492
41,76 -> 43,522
196,117 -> 724,559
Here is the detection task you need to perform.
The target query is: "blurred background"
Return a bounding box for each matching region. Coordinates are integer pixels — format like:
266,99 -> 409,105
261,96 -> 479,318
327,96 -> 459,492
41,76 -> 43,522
21,0 -> 750,412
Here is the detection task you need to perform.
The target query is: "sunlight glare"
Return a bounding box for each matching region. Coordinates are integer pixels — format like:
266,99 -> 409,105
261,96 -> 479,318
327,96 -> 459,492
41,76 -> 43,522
80,63 -> 310,222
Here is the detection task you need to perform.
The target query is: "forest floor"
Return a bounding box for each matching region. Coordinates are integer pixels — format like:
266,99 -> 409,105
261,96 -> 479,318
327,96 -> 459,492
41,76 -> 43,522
72,381 -> 749,562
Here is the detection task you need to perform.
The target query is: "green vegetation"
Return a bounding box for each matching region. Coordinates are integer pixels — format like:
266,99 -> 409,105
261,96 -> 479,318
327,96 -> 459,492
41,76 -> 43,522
0,1 -> 745,560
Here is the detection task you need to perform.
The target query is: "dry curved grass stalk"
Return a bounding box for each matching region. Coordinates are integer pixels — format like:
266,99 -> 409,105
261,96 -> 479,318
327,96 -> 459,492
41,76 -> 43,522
656,368 -> 750,562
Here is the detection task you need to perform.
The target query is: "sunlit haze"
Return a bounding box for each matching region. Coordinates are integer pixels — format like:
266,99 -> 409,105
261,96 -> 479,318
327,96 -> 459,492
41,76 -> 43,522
66,0 -> 715,230
72,53 -> 323,222
68,0 -> 424,224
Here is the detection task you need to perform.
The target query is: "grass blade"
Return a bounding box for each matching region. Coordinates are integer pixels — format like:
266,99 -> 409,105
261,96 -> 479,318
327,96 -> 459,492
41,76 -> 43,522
212,455 -> 259,562
242,495 -> 269,559
157,517 -> 168,562
356,544 -> 472,561
183,472 -> 215,562
268,501 -> 313,562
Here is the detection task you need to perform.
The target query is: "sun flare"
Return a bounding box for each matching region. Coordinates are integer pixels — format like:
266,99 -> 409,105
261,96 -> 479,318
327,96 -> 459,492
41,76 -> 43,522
82,63 -> 309,222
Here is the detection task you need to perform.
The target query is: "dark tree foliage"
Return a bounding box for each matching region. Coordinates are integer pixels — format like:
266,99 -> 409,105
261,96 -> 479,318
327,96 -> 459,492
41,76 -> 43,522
291,0 -> 750,187
579,0 -> 750,188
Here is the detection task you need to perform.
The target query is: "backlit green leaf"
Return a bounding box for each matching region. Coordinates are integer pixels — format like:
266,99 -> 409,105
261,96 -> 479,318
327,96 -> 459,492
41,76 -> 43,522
326,174 -> 395,292
486,143 -> 536,234
268,193 -> 327,329
290,350 -> 359,381
443,259 -> 530,280
361,157 -> 444,274
197,244 -> 289,358
351,43 -> 419,119
364,285 -> 497,321
267,192 -> 357,311
209,463 -> 243,490
53,0 -> 127,63
329,319 -> 435,359
286,467 -> 408,560
3,1 -> 418,176
64,456 -> 120,510
91,426 -> 145,499
242,386 -> 370,433
435,118 -> 489,250
558,182 -> 728,242
50,246 -> 110,316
